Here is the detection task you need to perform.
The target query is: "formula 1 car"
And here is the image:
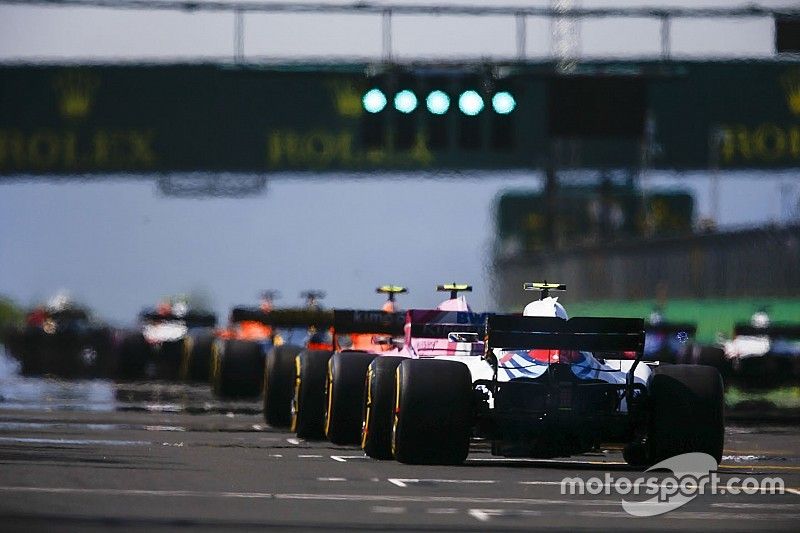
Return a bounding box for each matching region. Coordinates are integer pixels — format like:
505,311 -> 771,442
360,284 -> 486,458
117,300 -> 216,381
382,283 -> 724,466
212,291 -> 332,398
6,295 -> 114,378
717,317 -> 800,388
273,286 -> 407,438
314,287 -> 408,444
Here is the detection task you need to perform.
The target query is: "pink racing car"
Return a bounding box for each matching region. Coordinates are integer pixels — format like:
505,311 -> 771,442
357,284 -> 488,458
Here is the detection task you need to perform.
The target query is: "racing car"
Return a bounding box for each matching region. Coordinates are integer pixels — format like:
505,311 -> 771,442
360,284 -> 486,458
294,286 -> 408,443
6,294 -> 114,378
212,291 -> 332,398
716,312 -> 800,388
267,286 -> 407,438
375,283 -> 724,466
117,298 -> 217,381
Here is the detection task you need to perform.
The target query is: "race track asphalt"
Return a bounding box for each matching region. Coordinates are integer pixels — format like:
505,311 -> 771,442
0,379 -> 798,532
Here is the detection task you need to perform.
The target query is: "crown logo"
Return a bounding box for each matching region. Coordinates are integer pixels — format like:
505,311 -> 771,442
53,71 -> 99,120
780,68 -> 800,116
329,81 -> 362,118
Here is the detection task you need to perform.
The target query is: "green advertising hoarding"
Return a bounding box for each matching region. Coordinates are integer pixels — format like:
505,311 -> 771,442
1,60 -> 799,175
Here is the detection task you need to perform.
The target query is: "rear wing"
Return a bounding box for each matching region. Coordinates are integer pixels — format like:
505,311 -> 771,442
333,310 -> 404,336
140,310 -> 217,327
646,322 -> 697,336
229,307 -> 333,328
734,323 -> 800,339
487,315 -> 645,356
48,308 -> 90,321
407,310 -> 487,339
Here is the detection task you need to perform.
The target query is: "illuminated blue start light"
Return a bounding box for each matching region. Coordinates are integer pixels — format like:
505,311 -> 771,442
492,92 -> 516,114
426,90 -> 450,115
394,90 -> 418,113
363,88 -> 387,113
458,90 -> 484,116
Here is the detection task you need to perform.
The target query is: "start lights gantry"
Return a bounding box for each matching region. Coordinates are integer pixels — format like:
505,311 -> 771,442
362,87 -> 516,116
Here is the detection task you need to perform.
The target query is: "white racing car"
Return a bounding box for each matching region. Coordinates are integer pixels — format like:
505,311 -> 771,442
719,314 -> 800,387
372,283 -> 724,466
118,300 -> 217,381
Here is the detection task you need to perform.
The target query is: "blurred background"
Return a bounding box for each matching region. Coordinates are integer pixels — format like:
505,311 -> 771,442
0,0 -> 798,343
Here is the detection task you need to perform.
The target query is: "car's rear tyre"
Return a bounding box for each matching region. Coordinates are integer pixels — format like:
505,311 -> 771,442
392,359 -> 473,465
155,339 -> 185,381
325,351 -> 378,445
181,332 -> 216,382
362,356 -> 406,459
648,364 -> 724,465
263,344 -> 302,428
18,329 -> 45,376
684,343 -> 728,374
116,332 -> 150,380
211,340 -> 265,398
291,350 -> 333,440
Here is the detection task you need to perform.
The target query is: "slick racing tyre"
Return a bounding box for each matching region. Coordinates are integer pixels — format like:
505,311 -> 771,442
155,339 -> 185,381
325,351 -> 378,445
362,356 -> 405,459
181,332 -> 216,382
263,344 -> 302,428
648,364 -> 725,465
116,332 -> 151,380
683,343 -> 729,377
18,328 -> 45,376
211,340 -> 265,398
392,359 -> 473,465
291,350 -> 333,440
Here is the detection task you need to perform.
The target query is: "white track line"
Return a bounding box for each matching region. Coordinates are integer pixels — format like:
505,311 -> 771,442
330,455 -> 368,462
426,508 -> 458,514
467,509 -> 491,522
0,486 -> 616,506
388,478 -> 496,488
582,510 -> 800,521
469,509 -> 541,521
0,437 -> 151,446
371,506 -> 406,514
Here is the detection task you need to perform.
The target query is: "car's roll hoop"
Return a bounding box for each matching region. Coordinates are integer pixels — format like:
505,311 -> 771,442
260,290 -> 280,302
300,290 -> 326,308
436,283 -> 472,300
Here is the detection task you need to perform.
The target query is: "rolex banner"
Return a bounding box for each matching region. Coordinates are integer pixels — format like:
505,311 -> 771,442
0,61 -> 799,174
